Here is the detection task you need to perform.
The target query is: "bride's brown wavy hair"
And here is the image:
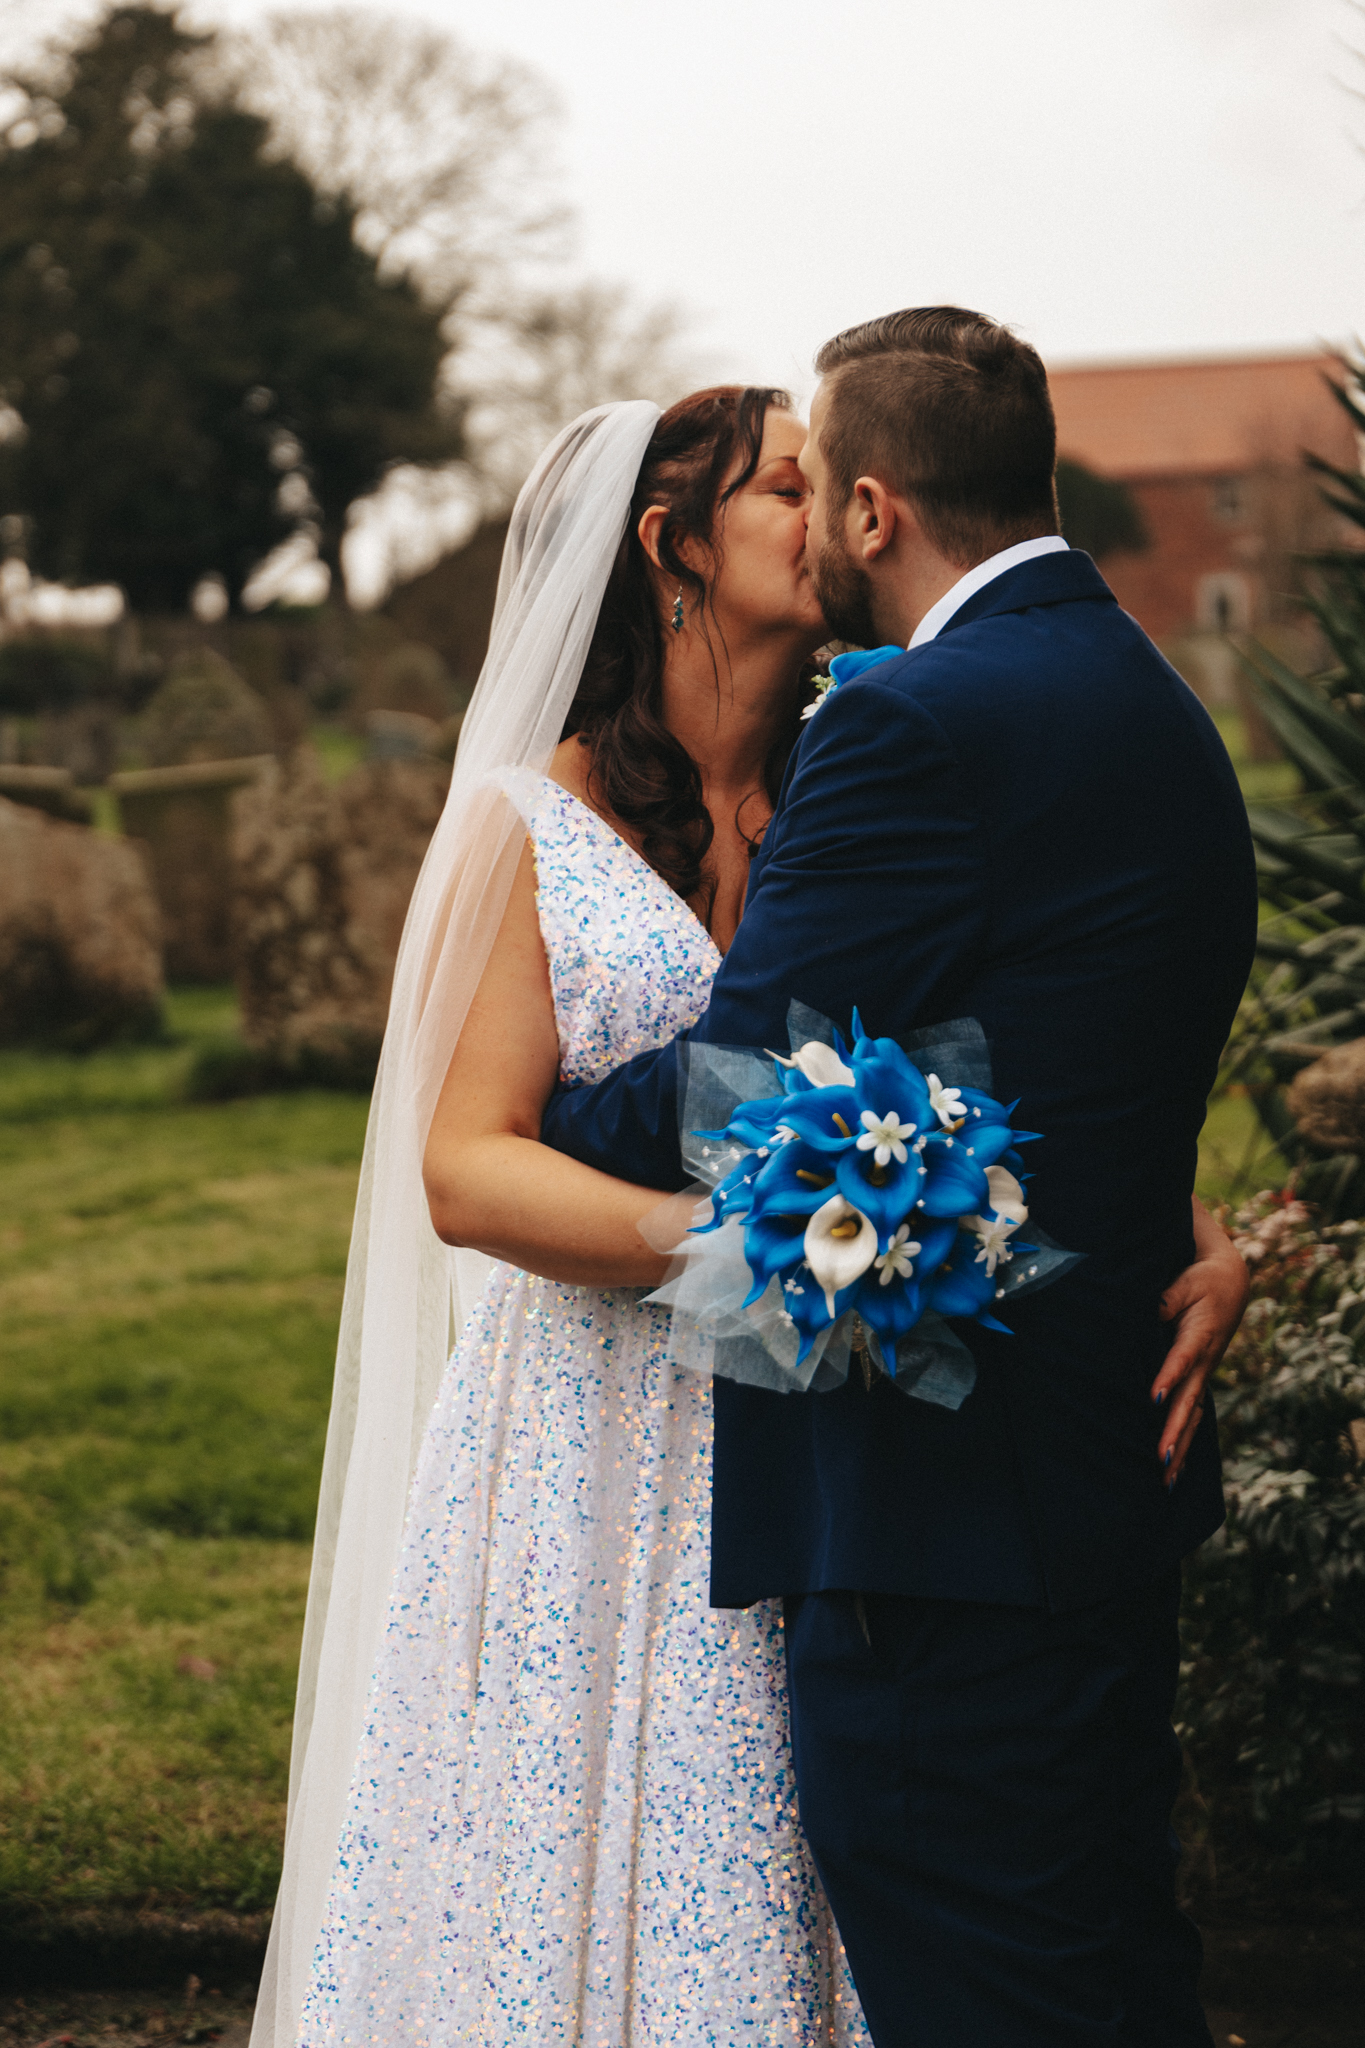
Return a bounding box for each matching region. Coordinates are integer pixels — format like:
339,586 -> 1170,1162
560,385 -> 808,926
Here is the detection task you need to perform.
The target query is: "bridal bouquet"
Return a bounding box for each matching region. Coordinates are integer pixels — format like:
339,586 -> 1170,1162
648,1008 -> 1081,1410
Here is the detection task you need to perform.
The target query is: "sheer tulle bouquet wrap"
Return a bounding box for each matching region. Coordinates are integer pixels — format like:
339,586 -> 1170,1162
648,1005 -> 1082,1410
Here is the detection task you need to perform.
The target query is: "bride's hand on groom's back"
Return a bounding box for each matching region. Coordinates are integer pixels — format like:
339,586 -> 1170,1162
1151,1197 -> 1249,1485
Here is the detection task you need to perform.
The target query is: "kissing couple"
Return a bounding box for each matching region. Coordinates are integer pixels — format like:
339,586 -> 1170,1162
253,307 -> 1256,2048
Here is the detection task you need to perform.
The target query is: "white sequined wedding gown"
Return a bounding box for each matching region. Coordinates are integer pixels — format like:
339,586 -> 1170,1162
298,777 -> 869,2046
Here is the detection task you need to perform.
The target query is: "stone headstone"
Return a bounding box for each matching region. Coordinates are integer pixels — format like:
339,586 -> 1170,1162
0,796 -> 163,1046
0,764 -> 94,824
110,757 -> 273,982
231,748 -> 449,1069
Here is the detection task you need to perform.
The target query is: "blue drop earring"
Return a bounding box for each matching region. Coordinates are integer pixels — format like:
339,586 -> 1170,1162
671,588 -> 684,634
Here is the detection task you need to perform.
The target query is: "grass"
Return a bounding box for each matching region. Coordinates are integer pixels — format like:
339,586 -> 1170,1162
0,989 -> 368,1924
1211,706 -> 1302,807
1196,1085 -> 1288,1211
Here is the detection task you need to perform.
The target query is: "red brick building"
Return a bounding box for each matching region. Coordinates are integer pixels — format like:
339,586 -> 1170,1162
1047,352 -> 1358,644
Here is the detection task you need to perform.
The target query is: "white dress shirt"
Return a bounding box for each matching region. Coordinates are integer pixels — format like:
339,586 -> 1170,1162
907,534 -> 1070,649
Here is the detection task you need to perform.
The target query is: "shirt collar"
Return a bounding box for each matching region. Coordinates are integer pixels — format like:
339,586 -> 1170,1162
907,535 -> 1071,649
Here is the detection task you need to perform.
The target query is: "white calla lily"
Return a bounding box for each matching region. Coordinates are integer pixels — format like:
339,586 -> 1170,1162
784,1039 -> 855,1088
983,1165 -> 1028,1223
803,1193 -> 878,1315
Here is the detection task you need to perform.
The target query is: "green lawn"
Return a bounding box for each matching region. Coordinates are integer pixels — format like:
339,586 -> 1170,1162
0,992 -> 367,1924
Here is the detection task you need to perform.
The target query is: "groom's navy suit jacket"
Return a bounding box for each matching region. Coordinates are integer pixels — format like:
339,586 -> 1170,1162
541,552 -> 1257,1613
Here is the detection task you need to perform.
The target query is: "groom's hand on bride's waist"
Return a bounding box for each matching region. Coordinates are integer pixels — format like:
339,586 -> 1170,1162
1151,1197 -> 1249,1485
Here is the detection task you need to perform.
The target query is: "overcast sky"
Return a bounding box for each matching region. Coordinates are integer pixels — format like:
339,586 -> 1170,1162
187,0 -> 1365,400
5,0 -> 1360,390
3,0 -> 1361,602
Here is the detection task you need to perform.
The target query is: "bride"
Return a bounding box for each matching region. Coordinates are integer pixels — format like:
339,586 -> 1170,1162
251,391 -> 1244,2046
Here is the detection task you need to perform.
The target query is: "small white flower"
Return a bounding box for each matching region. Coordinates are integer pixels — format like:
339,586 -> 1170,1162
804,1193 -> 878,1316
926,1073 -> 967,1128
964,1168 -> 1030,1277
969,1215 -> 1018,1277
855,1108 -> 916,1166
874,1223 -> 921,1286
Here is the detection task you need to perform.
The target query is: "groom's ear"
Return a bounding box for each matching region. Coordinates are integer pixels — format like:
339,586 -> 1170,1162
851,476 -> 899,564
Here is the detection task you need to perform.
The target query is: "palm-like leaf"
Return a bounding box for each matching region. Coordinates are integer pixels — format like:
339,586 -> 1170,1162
1231,353 -> 1365,1208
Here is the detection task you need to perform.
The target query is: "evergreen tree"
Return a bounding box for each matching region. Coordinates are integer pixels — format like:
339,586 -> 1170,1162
1054,457 -> 1148,562
0,4 -> 460,610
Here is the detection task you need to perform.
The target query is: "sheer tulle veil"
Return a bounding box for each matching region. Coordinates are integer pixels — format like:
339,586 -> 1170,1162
250,399 -> 662,2047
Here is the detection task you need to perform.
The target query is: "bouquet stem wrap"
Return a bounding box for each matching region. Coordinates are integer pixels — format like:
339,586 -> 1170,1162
645,1004 -> 1082,1410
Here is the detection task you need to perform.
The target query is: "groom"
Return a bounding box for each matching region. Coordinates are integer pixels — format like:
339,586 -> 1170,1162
541,309 -> 1257,2045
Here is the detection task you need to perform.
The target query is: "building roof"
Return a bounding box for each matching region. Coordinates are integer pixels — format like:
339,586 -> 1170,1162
1047,351 -> 1358,480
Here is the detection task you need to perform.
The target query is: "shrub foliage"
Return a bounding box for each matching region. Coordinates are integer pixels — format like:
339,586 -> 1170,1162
1179,1192 -> 1365,1881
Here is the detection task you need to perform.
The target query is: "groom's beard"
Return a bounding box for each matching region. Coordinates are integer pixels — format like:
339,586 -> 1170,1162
812,526 -> 883,649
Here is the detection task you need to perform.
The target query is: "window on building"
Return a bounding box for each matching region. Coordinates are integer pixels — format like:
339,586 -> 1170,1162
1195,571 -> 1253,633
1211,476 -> 1248,523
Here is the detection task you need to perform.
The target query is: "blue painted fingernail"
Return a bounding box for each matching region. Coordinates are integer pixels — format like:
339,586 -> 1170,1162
1167,1473 -> 1178,1492
1154,1389 -> 1166,1406
1164,1447 -> 1172,1467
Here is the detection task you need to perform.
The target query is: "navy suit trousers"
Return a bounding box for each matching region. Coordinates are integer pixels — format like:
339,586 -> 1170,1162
783,1571 -> 1211,2048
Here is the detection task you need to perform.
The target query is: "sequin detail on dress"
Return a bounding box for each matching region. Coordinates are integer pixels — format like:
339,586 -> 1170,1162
298,778 -> 869,2045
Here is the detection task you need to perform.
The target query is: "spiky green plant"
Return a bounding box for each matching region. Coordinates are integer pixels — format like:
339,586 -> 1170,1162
1227,353 -> 1365,1210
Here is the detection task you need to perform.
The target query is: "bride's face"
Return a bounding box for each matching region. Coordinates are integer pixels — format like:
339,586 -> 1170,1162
706,409 -> 829,644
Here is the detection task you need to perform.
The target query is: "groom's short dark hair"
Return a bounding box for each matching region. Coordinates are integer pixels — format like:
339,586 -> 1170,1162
814,307 -> 1058,565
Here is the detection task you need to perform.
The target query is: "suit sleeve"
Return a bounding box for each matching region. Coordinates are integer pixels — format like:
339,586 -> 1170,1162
538,678 -> 985,1187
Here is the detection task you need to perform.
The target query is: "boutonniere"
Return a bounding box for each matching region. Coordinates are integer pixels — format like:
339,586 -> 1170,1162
799,644 -> 906,721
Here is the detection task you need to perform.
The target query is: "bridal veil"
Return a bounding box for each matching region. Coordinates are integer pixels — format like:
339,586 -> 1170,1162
250,399 -> 662,2047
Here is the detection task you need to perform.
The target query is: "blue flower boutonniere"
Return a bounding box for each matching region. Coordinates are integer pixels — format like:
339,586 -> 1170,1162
800,644 -> 905,720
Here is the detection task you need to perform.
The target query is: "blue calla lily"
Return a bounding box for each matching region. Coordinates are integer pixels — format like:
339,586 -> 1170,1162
834,1144 -> 926,1246
849,1035 -> 934,1137
777,1086 -> 863,1153
781,1263 -> 860,1362
741,1207 -> 811,1305
917,1133 -> 990,1217
751,1139 -> 838,1212
924,1231 -> 1011,1331
856,1273 -> 925,1351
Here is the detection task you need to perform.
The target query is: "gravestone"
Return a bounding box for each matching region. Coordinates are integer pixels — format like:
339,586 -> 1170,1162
231,747 -> 449,1070
110,758 -> 273,982
0,765 -> 94,824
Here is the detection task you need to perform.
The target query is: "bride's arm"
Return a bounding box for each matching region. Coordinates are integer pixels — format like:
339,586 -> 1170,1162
423,843 -> 673,1287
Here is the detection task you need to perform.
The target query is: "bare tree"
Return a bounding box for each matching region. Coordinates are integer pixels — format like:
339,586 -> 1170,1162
220,8 -> 701,585
219,8 -> 567,313
458,281 -> 702,506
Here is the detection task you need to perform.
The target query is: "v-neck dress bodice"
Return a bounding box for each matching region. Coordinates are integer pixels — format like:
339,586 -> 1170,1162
526,776 -> 721,1086
297,776 -> 868,2046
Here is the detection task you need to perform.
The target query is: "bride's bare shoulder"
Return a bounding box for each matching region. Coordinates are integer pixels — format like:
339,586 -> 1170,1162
549,735 -> 595,806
